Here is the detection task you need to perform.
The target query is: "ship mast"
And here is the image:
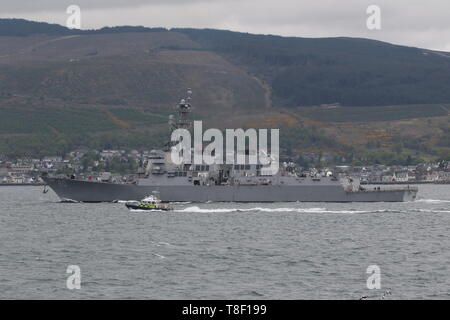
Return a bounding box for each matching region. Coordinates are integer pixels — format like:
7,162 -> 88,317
166,89 -> 193,150
169,88 -> 193,132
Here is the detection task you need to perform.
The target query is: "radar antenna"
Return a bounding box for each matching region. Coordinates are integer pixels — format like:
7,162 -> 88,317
165,89 -> 194,151
170,88 -> 193,132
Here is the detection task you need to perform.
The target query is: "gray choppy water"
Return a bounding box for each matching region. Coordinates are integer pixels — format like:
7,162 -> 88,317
0,185 -> 449,299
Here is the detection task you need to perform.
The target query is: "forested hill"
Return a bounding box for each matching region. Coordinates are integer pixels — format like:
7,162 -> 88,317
0,19 -> 449,159
176,28 -> 450,107
2,19 -> 450,107
0,18 -> 166,36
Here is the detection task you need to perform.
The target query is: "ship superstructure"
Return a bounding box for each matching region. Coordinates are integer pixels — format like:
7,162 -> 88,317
43,90 -> 418,203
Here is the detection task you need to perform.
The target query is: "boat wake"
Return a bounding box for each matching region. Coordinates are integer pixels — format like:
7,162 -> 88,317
175,206 -> 450,214
60,198 -> 80,203
416,199 -> 450,203
176,206 -> 374,214
411,209 -> 450,213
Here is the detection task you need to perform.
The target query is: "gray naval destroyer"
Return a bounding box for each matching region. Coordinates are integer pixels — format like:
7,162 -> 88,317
43,91 -> 418,203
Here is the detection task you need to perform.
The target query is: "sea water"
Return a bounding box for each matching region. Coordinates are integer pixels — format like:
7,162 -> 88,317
0,185 -> 449,299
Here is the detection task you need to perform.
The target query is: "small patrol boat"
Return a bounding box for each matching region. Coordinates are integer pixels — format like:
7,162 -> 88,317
125,195 -> 173,211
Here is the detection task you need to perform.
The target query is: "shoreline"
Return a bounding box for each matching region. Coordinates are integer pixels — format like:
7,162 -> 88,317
0,183 -> 45,186
1,182 -> 449,187
362,181 -> 450,185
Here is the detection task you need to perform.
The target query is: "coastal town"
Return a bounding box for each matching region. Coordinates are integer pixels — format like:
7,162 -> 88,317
1,149 -> 449,185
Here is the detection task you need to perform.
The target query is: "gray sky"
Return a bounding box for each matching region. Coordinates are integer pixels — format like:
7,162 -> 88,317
1,0 -> 449,51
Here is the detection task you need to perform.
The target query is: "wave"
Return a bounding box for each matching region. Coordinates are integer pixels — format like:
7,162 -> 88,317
60,198 -> 80,203
411,209 -> 450,213
416,199 -> 450,203
176,206 -> 372,214
175,206 -> 450,214
156,242 -> 174,247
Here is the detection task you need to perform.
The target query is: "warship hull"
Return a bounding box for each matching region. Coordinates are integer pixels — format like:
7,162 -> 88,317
43,177 -> 417,203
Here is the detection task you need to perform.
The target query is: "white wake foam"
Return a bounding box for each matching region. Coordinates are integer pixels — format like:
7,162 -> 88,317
412,209 -> 450,213
416,199 -> 450,203
175,206 -> 371,214
175,207 -> 450,214
60,198 -> 80,203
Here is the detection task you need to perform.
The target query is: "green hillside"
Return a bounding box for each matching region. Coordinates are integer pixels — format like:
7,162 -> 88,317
177,29 -> 450,107
0,19 -> 449,161
297,104 -> 450,122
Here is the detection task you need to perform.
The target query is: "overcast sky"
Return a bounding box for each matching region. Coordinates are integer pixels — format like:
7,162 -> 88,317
1,0 -> 449,51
